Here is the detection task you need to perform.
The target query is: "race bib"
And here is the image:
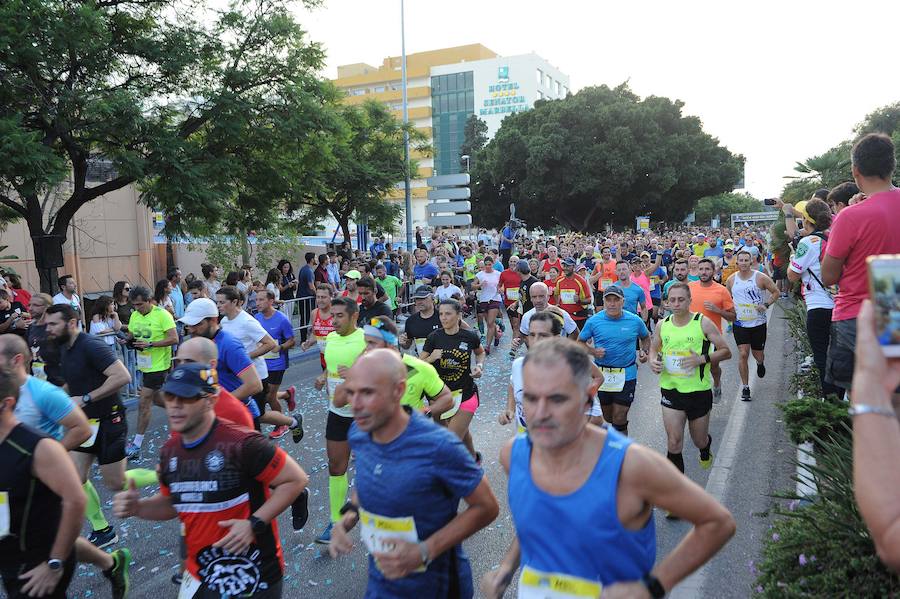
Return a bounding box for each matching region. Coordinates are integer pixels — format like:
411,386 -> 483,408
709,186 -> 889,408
31,361 -> 46,381
560,289 -> 577,305
177,571 -> 201,599
0,492 -> 9,539
737,303 -> 760,322
137,351 -> 152,370
415,339 -> 427,355
506,288 -> 520,301
316,336 -> 327,353
440,390 -> 463,421
414,278 -> 425,288
81,419 -> 100,449
599,367 -> 626,392
650,276 -> 660,286
518,565 -> 602,598
358,509 -> 425,573
600,278 -> 614,289
327,374 -> 345,401
264,347 -> 281,360
664,350 -> 694,377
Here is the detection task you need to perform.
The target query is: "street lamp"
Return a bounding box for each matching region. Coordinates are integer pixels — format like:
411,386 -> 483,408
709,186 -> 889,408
461,154 -> 470,173
400,0 -> 412,251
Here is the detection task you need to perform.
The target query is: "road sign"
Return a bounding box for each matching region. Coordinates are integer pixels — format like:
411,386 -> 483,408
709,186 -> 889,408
730,211 -> 778,227
428,201 -> 471,215
427,173 -> 470,187
428,214 -> 472,227
427,187 -> 471,201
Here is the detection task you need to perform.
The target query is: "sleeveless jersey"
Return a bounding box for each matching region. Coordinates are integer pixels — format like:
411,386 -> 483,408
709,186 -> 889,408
312,310 -> 336,368
731,270 -> 767,327
658,313 -> 711,393
509,428 -> 655,593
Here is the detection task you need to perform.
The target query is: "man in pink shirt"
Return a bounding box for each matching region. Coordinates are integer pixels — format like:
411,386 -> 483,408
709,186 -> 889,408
822,133 -> 900,391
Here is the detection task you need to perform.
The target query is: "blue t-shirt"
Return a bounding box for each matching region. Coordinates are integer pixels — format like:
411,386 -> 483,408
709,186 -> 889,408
578,311 -> 648,381
212,329 -> 258,418
704,246 -> 724,259
617,282 -> 646,315
499,226 -> 515,250
412,262 -> 439,284
14,376 -> 74,440
254,310 -> 294,372
349,411 -> 483,598
662,249 -> 673,266
649,266 -> 667,299
493,260 -> 505,272
170,285 -> 185,318
297,265 -> 315,299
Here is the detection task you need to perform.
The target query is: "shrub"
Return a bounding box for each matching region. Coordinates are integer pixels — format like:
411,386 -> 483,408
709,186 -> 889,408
778,395 -> 849,447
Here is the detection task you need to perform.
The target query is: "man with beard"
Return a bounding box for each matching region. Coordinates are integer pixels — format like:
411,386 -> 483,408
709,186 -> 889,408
689,259 -> 736,402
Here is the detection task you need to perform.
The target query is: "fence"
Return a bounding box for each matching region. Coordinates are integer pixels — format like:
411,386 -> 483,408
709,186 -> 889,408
278,297 -> 316,338
115,343 -> 142,398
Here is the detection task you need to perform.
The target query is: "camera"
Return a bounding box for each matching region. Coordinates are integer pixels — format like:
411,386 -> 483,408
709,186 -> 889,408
764,198 -> 778,206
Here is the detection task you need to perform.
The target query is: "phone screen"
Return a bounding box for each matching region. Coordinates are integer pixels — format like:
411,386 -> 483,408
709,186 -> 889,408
868,255 -> 900,357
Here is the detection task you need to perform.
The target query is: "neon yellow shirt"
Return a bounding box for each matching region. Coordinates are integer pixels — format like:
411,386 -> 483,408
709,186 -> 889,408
128,306 -> 176,373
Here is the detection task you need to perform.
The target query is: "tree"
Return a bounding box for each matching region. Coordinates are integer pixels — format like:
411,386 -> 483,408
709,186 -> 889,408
693,192 -> 764,224
459,115 -> 488,169
470,84 -> 743,231
0,0 -> 325,292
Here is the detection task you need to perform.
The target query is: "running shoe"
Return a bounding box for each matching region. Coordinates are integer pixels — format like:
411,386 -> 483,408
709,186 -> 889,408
479,334 -> 486,347
268,425 -> 289,440
89,526 -> 118,549
475,451 -> 483,466
699,451 -> 715,470
104,547 -> 131,599
124,442 -> 141,461
292,488 -> 310,532
315,522 -> 333,544
741,386 -> 751,402
291,413 -> 305,443
757,363 -> 766,378
171,573 -> 182,586
285,385 -> 297,411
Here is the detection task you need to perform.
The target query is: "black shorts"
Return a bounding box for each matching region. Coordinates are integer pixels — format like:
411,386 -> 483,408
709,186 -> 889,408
477,300 -> 502,314
506,306 -> 519,321
733,323 -> 767,351
826,318 -> 856,390
266,370 -> 286,386
660,388 -> 712,421
651,297 -> 661,308
326,411 -> 354,442
593,290 -> 604,306
141,369 -> 167,391
72,411 -> 127,464
597,378 -> 637,407
2,555 -> 75,599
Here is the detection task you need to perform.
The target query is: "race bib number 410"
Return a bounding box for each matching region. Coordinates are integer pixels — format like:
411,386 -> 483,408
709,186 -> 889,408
359,508 -> 425,573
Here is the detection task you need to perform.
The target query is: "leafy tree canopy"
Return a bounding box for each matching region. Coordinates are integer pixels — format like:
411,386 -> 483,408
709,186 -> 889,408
693,192 -> 764,225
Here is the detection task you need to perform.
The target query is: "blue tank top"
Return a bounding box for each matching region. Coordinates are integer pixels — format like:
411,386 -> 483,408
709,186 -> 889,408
509,427 -> 655,589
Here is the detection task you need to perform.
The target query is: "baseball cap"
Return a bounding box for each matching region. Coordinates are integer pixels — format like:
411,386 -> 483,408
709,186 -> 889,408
162,363 -> 217,397
640,251 -> 651,258
562,258 -> 577,267
575,262 -> 587,272
724,242 -> 735,250
179,297 -> 218,326
412,285 -> 434,299
517,260 -> 532,274
603,285 -> 625,298
697,232 -> 706,238
345,270 -> 362,280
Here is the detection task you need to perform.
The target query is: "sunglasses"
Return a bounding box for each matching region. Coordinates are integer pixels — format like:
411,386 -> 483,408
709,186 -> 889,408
163,392 -> 206,403
123,287 -> 132,291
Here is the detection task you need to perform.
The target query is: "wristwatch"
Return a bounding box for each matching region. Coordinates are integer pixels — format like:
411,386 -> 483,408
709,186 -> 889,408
248,515 -> 267,536
47,558 -> 64,571
339,501 -> 359,516
81,393 -> 92,406
641,573 -> 666,598
418,541 -> 432,567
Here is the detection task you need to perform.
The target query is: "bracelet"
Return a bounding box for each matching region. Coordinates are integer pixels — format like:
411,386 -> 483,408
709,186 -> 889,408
848,405 -> 897,418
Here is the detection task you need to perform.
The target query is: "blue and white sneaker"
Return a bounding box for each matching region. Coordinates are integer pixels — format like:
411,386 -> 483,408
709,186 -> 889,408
315,522 -> 333,545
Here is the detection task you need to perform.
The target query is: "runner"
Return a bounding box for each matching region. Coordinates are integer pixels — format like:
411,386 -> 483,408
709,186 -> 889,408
0,369 -> 88,599
499,255 -> 524,337
720,241 -> 739,283
125,285 -> 178,461
725,250 -> 778,401
412,248 -> 439,291
113,362 -> 309,599
328,349 -> 499,598
689,258 -> 736,401
642,251 -> 668,323
554,257 -> 592,331
400,285 -> 441,356
46,303 -> 132,549
420,299 -> 485,460
374,263 -> 403,315
300,284 -> 335,370
313,296 -> 366,544
26,293 -> 64,385
613,260 -> 648,320
578,285 -> 650,435
356,276 -> 393,326
254,290 -> 300,439
650,283 -> 732,509
518,282 -> 579,342
481,338 -> 735,599
434,270 -> 464,303
540,245 -> 563,279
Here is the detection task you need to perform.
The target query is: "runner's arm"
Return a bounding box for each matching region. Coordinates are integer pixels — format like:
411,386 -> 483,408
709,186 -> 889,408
757,273 -> 780,306
701,316 -> 732,365
230,364 -> 264,401
135,493 -> 179,520
152,326 -> 178,348
424,476 -> 499,569
249,451 -> 308,526
57,404 -> 92,450
33,438 -> 86,561
85,359 -> 132,402
249,333 -> 278,360
426,384 -> 454,420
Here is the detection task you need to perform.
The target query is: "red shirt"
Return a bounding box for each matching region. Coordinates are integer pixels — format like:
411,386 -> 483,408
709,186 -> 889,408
541,258 -> 562,277
498,270 -> 522,307
169,389 -> 254,439
827,189 -> 900,321
554,274 -> 591,320
12,288 -> 31,308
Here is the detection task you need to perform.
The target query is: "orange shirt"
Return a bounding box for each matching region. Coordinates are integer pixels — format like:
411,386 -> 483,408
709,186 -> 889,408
688,281 -> 734,331
593,260 -> 618,291
554,274 -> 591,320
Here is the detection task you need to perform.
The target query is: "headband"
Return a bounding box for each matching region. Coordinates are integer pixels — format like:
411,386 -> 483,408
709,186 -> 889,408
363,320 -> 398,346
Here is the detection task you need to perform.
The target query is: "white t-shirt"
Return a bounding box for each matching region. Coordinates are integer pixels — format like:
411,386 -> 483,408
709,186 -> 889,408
519,307 -> 578,337
266,282 -> 280,301
52,292 -> 83,330
475,270 -> 502,303
434,284 -> 463,303
788,234 -> 835,311
89,318 -> 117,345
510,357 -> 526,429
221,310 -> 270,379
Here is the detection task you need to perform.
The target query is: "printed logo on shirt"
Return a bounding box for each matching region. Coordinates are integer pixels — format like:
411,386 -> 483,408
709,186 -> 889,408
459,342 -> 469,351
197,546 -> 265,597
204,450 -> 225,473
795,243 -> 808,258
169,456 -> 178,472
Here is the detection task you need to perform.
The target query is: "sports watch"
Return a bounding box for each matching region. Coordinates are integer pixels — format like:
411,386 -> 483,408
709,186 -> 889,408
81,393 -> 91,406
248,515 -> 267,536
47,558 -> 64,571
641,572 -> 666,598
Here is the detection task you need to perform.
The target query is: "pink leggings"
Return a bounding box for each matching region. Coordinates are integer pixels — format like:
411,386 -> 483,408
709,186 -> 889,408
460,392 -> 480,414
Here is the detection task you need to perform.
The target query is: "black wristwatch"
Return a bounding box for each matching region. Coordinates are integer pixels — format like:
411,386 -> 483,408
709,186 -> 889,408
248,515 -> 267,536
47,558 -> 64,571
641,573 -> 666,598
339,500 -> 359,516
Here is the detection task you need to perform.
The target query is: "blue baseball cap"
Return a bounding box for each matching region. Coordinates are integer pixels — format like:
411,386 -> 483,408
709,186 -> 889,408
162,363 -> 218,397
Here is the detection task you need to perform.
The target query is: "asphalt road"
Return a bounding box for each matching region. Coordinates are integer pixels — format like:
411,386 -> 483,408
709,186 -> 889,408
68,304 -> 795,598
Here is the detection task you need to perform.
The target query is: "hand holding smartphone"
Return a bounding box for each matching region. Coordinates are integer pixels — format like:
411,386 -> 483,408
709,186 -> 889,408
867,255 -> 900,357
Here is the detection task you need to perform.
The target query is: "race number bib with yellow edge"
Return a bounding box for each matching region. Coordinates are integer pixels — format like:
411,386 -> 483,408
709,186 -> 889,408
600,278 -> 614,289
81,419 -> 100,448
264,347 -> 281,360
599,367 -> 626,392
664,350 -> 694,377
137,351 -> 152,370
736,303 -> 759,322
31,361 -> 46,381
518,565 -> 602,598
415,339 -> 427,355
358,508 -> 425,573
506,288 -> 520,301
327,373 -> 353,417
0,492 -> 9,539
560,289 -> 577,305
316,336 -> 327,353
650,276 -> 660,287
440,390 -> 463,421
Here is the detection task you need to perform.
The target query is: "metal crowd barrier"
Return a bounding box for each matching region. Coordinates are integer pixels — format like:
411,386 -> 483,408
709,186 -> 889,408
278,297 -> 316,339
115,343 -> 142,398
396,282 -> 414,317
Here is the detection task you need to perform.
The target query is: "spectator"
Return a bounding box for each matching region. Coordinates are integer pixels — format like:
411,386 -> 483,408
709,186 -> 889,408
201,263 -> 220,296
88,296 -> 121,346
265,268 -> 281,301
822,133 -> 900,392
277,259 -> 298,301
153,279 -> 175,315
827,181 -> 859,215
167,267 -> 185,318
0,288 -> 28,338
52,274 -> 82,327
315,254 -> 329,287
6,273 -> 31,308
112,281 -> 134,327
297,253 -> 316,300
186,279 -> 208,302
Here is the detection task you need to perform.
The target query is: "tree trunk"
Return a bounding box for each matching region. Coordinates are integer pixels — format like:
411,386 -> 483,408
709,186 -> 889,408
339,218 -> 351,249
240,231 -> 251,267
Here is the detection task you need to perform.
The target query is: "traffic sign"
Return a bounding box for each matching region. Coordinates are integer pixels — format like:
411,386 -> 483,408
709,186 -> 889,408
428,215 -> 472,227
427,187 -> 471,201
428,201 -> 471,215
426,173 -> 470,187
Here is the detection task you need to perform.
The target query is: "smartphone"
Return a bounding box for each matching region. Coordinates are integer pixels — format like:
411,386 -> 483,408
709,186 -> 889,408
867,255 -> 900,357
764,198 -> 777,206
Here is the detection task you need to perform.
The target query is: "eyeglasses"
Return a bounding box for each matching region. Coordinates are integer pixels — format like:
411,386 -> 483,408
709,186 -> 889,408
123,287 -> 131,291
163,393 -> 206,403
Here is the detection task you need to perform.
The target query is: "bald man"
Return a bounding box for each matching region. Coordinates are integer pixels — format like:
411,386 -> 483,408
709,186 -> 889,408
518,282 -> 579,343
330,350 -> 499,598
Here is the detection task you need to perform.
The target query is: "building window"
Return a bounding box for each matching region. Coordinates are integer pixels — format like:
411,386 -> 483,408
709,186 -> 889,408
536,68 -> 543,85
374,86 -> 385,93
545,75 -> 552,89
350,88 -> 366,96
537,91 -> 543,100
431,71 -> 475,176
555,81 -> 560,95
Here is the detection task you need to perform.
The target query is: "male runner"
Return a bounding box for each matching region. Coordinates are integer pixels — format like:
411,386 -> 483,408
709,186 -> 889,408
301,284 -> 335,370
650,283 -> 732,499
499,254 -> 523,335
412,248 -> 439,291
254,290 -> 298,438
519,282 -> 578,342
356,276 -> 393,326
125,285 -> 178,461
726,250 -> 778,400
314,297 -> 366,544
481,338 -> 735,598
554,257 -> 592,330
329,350 -> 500,598
578,286 -> 650,435
663,259 -> 689,306
400,285 -> 441,356
113,363 -> 309,598
613,260 -> 647,320
689,258 -> 736,401
590,246 -> 617,308
540,245 -> 563,279
46,303 -> 132,548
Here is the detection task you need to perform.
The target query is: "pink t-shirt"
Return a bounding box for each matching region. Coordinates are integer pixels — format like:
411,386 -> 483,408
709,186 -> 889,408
630,273 -> 652,306
826,188 -> 900,321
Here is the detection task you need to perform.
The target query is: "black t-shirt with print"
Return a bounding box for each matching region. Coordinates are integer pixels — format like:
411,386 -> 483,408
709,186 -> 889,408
0,302 -> 27,338
422,328 -> 481,399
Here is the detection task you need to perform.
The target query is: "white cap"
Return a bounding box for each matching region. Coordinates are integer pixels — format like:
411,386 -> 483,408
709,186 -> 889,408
179,297 -> 219,326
